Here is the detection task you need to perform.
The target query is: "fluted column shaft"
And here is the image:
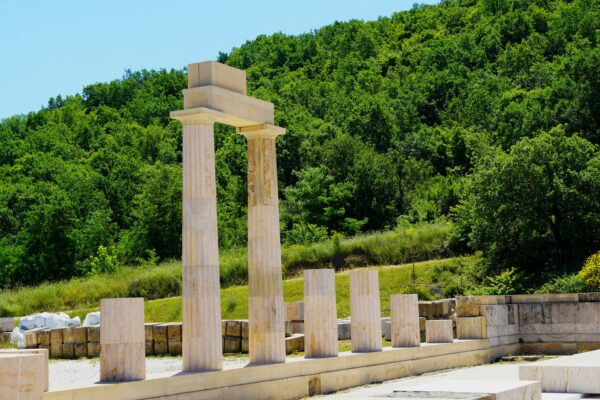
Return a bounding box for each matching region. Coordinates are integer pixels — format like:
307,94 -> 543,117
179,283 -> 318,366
304,269 -> 338,358
391,294 -> 420,347
350,269 -> 382,352
246,134 -> 286,364
182,122 -> 223,372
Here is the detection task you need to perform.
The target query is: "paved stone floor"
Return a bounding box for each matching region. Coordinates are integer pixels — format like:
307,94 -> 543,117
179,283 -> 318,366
48,355 -> 249,390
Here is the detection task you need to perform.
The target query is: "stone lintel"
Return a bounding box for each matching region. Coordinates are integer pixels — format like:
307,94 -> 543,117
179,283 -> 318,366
188,61 -> 246,95
182,86 -> 274,125
237,124 -> 286,139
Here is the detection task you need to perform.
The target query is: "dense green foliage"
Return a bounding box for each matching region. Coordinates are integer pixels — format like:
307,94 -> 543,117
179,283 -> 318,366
1,0 -> 599,288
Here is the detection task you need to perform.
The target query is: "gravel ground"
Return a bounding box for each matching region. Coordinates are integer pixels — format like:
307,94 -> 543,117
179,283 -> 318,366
48,355 -> 249,391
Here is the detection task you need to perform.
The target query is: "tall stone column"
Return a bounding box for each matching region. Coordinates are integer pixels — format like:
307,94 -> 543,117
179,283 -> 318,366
304,269 -> 338,358
180,117 -> 223,372
350,269 -> 382,352
239,125 -> 286,364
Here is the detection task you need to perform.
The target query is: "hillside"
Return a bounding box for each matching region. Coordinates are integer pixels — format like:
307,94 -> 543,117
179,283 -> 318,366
0,0 -> 599,289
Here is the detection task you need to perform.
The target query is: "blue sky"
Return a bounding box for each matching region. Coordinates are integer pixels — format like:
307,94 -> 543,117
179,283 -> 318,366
0,0 -> 439,119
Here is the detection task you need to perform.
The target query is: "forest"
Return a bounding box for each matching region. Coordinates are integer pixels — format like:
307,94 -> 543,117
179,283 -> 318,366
0,0 -> 599,289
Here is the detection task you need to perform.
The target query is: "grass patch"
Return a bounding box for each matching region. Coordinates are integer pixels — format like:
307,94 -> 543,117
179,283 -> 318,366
63,256 -> 477,322
0,223 -> 455,318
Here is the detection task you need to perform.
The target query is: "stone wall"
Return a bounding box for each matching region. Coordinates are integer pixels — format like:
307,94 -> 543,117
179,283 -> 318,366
457,293 -> 600,356
22,320 -> 303,359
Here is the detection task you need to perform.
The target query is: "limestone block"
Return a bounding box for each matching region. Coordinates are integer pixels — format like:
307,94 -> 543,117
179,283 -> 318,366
144,323 -> 157,342
471,295 -> 508,305
0,317 -> 13,333
426,320 -> 454,343
166,323 -> 182,342
578,292 -> 600,302
456,296 -> 480,317
551,303 -> 577,324
87,326 -> 100,343
153,324 -> 168,342
402,379 -> 541,400
285,301 -> 305,321
37,330 -> 50,346
168,340 -> 182,356
304,269 -> 338,358
350,269 -> 382,353
241,338 -> 249,353
88,342 -> 100,357
100,298 -> 145,382
154,341 -> 167,355
338,320 -> 351,340
0,349 -> 49,392
62,343 -> 75,359
291,322 -> 304,334
223,337 -> 241,353
63,327 -> 87,344
50,328 -> 64,344
511,294 -> 579,304
457,317 -> 488,339
181,86 -> 274,126
144,341 -> 153,356
0,353 -> 46,400
187,61 -> 246,94
50,343 -> 62,358
391,294 -> 420,347
73,342 -> 87,358
285,320 -> 293,336
226,320 -> 242,337
221,320 -> 227,336
285,334 -> 305,354
241,320 -> 249,338
21,330 -> 38,349
576,302 -> 600,323
519,349 -> 600,393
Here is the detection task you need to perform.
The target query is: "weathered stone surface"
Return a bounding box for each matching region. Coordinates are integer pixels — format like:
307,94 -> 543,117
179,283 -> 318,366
166,322 -> 182,342
402,379 -> 541,400
350,269 -> 382,353
62,343 -> 75,359
153,341 -> 167,355
286,301 -> 305,321
0,318 -> 14,333
241,320 -> 249,338
88,342 -> 100,357
63,327 -> 87,344
168,340 -> 182,356
391,294 -> 420,348
223,337 -> 241,353
456,296 -> 480,317
153,324 -> 168,342
50,343 -> 62,358
304,269 -> 338,358
50,328 -> 64,344
0,353 -> 46,400
457,317 -> 488,340
226,320 -> 242,337
87,326 -> 100,343
144,323 -> 157,342
100,298 -> 145,382
241,338 -> 249,353
38,330 -> 50,346
426,320 -> 454,343
24,331 -> 38,348
73,342 -> 87,358
285,334 -> 305,354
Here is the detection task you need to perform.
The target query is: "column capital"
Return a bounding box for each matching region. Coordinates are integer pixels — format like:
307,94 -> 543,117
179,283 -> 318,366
170,108 -> 221,125
237,124 -> 286,139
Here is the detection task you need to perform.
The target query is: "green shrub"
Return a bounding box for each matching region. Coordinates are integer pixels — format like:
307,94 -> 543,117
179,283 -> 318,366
536,274 -> 589,294
474,268 -> 528,295
580,251 -> 600,291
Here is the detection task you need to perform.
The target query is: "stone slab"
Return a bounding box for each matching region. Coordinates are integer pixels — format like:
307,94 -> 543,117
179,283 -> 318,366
519,349 -> 600,393
403,379 -> 541,400
457,317 -> 487,340
426,320 -> 454,343
0,317 -> 14,332
187,61 -> 246,94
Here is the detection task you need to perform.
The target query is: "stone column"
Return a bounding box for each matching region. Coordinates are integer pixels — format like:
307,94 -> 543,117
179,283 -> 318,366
350,269 -> 382,352
391,294 -> 420,347
304,269 -> 338,358
239,125 -> 286,364
100,298 -> 145,382
181,118 -> 223,372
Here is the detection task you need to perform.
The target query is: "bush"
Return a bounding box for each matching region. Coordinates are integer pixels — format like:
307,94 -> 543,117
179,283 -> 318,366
536,274 -> 589,294
474,268 -> 528,295
580,251 -> 600,291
